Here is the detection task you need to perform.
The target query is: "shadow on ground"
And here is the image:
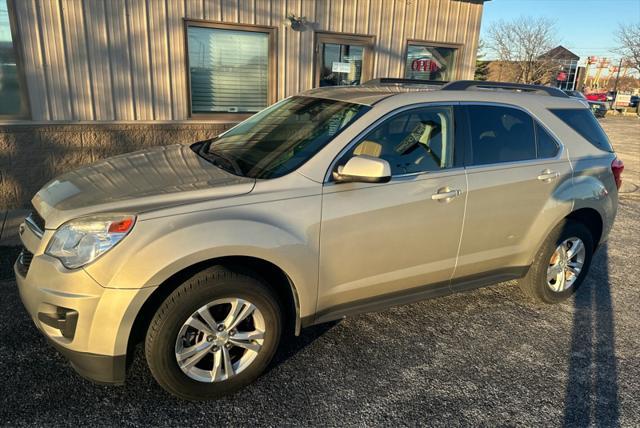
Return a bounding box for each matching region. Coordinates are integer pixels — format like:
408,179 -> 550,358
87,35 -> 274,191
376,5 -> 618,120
0,202 -> 637,426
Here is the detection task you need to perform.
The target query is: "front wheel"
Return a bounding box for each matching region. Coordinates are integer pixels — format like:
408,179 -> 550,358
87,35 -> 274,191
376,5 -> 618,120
519,220 -> 594,304
145,266 -> 282,400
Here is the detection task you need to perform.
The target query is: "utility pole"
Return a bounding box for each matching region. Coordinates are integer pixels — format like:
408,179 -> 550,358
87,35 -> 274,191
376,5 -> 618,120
612,57 -> 623,95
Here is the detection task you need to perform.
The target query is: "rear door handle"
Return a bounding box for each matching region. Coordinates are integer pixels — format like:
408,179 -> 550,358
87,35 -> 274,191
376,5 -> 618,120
537,169 -> 560,182
431,188 -> 462,202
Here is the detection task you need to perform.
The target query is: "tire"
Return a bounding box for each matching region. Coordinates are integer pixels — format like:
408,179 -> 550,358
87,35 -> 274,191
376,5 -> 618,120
518,220 -> 594,304
145,265 -> 282,400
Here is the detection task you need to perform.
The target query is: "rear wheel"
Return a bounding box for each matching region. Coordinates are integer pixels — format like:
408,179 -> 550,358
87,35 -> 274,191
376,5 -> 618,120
145,266 -> 282,400
519,220 -> 594,304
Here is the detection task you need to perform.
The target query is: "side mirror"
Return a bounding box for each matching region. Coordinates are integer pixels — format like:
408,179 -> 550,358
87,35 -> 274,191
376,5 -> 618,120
333,155 -> 392,184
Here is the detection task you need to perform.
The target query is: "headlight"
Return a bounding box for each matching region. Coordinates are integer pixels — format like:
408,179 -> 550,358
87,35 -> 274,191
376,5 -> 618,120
46,215 -> 136,269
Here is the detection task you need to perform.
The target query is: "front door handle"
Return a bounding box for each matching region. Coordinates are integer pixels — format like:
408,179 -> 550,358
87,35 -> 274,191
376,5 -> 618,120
431,188 -> 462,202
537,169 -> 560,182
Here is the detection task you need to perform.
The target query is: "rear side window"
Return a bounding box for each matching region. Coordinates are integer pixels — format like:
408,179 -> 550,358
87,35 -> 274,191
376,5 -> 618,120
550,108 -> 613,152
536,123 -> 560,158
466,105 -> 536,165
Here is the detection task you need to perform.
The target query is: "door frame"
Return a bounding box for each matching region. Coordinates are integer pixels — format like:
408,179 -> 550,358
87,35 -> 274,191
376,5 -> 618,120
313,31 -> 376,87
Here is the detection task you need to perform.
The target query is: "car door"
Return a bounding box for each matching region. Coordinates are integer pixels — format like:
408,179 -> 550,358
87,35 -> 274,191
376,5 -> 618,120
452,103 -> 573,281
316,105 -> 467,319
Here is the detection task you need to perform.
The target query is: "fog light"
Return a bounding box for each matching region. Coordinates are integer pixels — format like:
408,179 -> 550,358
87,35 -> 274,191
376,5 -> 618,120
38,307 -> 79,339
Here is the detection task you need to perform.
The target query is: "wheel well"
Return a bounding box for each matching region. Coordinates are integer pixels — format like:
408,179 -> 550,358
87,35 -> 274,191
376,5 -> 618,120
566,208 -> 603,246
126,256 -> 298,364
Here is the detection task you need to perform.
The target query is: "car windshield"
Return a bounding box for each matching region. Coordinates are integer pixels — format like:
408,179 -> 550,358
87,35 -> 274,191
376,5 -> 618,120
193,96 -> 369,179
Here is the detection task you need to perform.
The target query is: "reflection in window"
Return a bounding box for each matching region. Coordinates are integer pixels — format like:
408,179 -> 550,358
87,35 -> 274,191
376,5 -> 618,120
405,44 -> 457,82
202,96 -> 368,178
467,105 -> 537,165
188,26 -> 269,114
342,107 -> 454,175
0,0 -> 25,116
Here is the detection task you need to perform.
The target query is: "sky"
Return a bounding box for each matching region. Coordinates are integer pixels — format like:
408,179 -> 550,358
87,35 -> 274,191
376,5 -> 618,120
480,0 -> 640,65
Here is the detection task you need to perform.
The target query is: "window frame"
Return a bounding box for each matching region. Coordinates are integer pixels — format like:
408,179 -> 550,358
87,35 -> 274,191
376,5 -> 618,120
459,102 -> 564,169
1,0 -> 30,119
403,39 -> 462,82
313,31 -> 376,88
184,19 -> 277,121
324,102 -> 463,184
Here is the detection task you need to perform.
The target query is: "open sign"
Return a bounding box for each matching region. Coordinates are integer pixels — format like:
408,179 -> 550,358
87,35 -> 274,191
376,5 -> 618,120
411,58 -> 440,73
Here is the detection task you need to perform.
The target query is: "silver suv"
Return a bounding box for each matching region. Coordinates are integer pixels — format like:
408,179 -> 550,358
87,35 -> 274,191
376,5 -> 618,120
15,80 -> 623,400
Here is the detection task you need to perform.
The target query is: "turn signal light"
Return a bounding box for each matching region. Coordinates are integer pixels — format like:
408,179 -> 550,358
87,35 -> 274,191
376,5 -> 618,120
108,217 -> 135,233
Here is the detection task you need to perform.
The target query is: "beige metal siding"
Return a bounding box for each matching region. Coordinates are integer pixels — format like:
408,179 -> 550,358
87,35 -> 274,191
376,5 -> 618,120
10,0 -> 484,122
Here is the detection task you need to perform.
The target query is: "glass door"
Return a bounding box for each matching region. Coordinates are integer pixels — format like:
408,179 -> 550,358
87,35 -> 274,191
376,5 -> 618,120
315,33 -> 374,87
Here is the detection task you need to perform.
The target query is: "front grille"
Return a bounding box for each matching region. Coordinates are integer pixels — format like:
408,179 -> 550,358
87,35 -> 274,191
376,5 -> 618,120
16,247 -> 34,277
30,209 -> 46,231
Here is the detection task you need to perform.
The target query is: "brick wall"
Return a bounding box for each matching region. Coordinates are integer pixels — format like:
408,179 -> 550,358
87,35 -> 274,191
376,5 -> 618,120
0,122 -> 233,209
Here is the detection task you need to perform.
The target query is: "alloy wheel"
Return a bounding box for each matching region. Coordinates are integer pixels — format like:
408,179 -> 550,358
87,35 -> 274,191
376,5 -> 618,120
547,237 -> 586,292
174,298 -> 266,383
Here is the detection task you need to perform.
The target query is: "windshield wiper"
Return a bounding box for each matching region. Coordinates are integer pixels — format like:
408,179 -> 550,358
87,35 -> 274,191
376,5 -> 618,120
198,144 -> 244,176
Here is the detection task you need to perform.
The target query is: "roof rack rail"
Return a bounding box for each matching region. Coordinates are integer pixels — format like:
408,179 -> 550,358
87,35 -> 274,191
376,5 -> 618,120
363,78 -> 448,86
442,80 -> 569,98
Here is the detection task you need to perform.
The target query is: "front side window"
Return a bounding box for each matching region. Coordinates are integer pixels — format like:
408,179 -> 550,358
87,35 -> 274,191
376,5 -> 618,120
0,0 -> 27,117
187,24 -> 273,114
405,44 -> 457,81
193,96 -> 369,179
339,106 -> 455,176
466,105 -> 536,166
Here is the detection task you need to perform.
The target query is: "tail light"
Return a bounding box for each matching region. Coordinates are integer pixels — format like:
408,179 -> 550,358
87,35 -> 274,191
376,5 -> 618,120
611,157 -> 624,190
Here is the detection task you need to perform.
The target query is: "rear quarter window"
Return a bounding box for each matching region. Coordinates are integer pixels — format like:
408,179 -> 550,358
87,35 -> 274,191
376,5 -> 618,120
549,108 -> 613,152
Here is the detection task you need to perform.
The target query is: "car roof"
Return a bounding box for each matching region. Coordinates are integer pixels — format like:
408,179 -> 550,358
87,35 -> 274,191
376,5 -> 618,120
301,84 -> 438,105
300,80 -> 583,110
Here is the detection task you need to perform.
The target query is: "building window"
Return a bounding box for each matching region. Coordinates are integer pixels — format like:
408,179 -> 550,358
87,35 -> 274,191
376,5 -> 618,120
186,22 -> 276,116
404,42 -> 458,82
0,0 -> 28,118
315,32 -> 375,87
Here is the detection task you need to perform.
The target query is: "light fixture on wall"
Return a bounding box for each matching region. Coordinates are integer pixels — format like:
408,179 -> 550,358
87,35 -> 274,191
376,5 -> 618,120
283,13 -> 307,31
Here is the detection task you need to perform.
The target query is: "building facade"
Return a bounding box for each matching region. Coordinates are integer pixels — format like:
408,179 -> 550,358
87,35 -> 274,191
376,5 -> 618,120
543,45 -> 579,91
0,0 -> 487,208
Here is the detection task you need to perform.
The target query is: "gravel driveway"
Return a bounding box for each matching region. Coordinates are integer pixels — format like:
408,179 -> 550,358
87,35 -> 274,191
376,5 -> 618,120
0,118 -> 638,427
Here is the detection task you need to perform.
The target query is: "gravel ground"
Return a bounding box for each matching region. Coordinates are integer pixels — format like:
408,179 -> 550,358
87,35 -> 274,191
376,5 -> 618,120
0,118 -> 638,427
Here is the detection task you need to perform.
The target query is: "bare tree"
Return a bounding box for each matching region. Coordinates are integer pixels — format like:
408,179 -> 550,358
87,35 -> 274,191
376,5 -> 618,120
486,17 -> 559,84
474,39 -> 489,81
616,23 -> 640,74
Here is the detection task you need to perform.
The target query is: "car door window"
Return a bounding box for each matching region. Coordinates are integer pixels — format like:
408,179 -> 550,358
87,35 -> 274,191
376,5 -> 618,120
340,106 -> 455,175
466,105 -> 536,166
536,123 -> 560,158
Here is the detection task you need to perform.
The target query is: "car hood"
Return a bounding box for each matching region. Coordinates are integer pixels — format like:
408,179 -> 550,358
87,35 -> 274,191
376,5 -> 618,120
33,144 -> 255,228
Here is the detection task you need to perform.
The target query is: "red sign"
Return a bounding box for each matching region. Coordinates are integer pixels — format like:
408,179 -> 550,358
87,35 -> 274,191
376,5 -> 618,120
556,71 -> 568,82
411,58 -> 440,73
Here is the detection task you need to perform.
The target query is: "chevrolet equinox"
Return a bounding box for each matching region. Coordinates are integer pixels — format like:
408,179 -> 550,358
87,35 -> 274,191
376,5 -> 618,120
15,80 -> 623,400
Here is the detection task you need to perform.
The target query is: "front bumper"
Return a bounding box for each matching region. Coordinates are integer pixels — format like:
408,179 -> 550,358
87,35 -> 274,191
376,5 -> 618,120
15,223 -> 156,384
46,337 -> 127,385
